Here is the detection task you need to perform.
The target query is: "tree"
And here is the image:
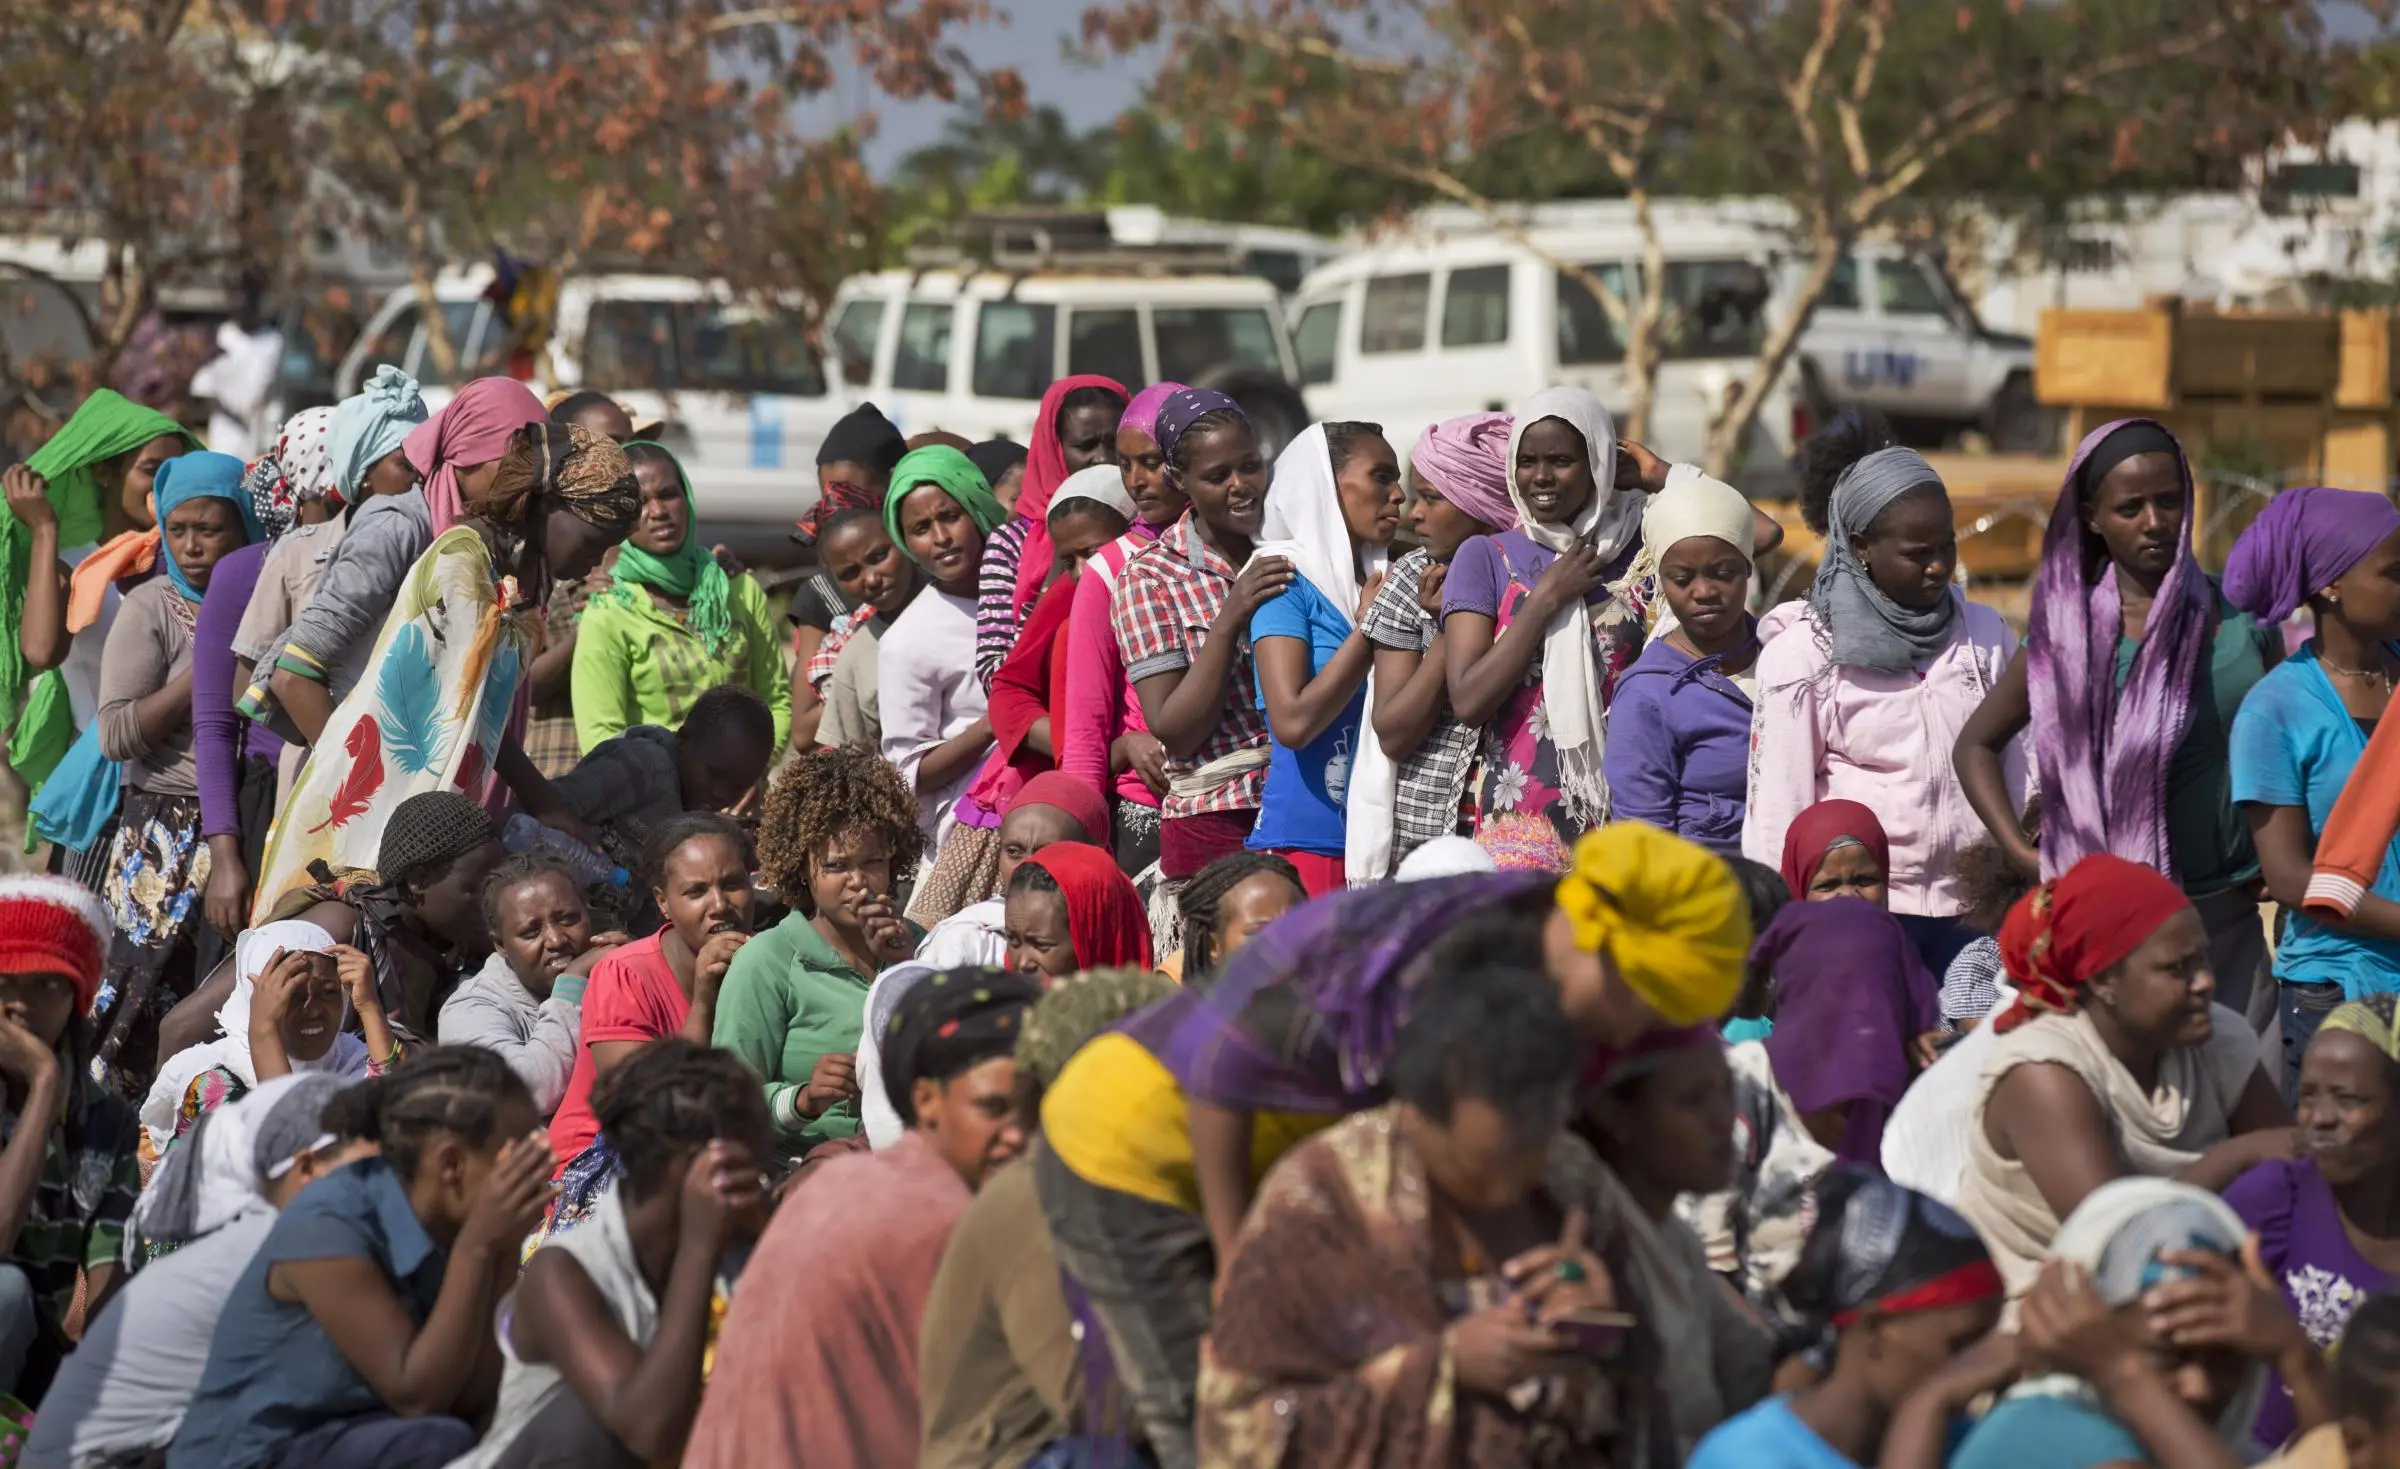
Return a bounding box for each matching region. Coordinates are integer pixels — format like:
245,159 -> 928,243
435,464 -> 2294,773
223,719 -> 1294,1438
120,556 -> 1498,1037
1084,0 -> 2361,475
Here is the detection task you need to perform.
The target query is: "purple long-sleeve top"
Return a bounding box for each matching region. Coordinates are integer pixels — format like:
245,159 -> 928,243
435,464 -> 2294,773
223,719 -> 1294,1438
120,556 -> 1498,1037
194,540 -> 284,840
1599,623 -> 1756,854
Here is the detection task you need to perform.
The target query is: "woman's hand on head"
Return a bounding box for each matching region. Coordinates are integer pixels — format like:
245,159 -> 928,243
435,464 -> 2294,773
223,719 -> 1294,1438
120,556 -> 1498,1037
2,464 -> 55,531
1613,440 -> 1671,493
328,944 -> 380,1016
248,950 -> 308,1034
2143,1241 -> 2308,1362
679,1138 -> 768,1250
2023,1259 -> 2140,1383
460,1130 -> 556,1258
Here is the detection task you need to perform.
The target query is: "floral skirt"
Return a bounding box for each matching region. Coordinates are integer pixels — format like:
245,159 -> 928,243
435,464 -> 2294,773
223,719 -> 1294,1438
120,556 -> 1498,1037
93,790 -> 216,1095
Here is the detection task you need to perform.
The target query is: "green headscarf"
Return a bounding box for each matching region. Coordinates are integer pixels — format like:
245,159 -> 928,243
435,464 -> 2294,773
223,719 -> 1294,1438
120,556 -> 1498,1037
601,442 -> 733,656
3,390 -> 198,784
882,445 -> 1007,567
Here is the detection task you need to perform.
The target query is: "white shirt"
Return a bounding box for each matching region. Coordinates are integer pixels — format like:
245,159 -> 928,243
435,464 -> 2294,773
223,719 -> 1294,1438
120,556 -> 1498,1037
877,587 -> 988,851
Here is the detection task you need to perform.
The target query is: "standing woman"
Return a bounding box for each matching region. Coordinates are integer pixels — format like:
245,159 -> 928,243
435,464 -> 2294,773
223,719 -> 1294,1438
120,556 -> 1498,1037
1745,409 -> 2023,974
571,441 -> 791,751
2224,487 -> 2400,1083
1957,418 -> 2279,1020
1605,469 -> 1761,854
976,375 -> 1127,689
1059,380 -> 1187,882
1245,421 -> 1403,896
1112,390 -> 1291,885
1357,411 -> 1517,876
92,451 -> 263,1090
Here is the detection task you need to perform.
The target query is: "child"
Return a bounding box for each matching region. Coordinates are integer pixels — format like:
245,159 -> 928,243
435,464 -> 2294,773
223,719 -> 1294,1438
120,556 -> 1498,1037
169,1047 -> 555,1469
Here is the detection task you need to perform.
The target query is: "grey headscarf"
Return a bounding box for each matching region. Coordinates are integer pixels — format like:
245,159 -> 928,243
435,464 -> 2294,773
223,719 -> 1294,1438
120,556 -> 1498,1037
1808,446 -> 1957,673
128,1071 -> 355,1258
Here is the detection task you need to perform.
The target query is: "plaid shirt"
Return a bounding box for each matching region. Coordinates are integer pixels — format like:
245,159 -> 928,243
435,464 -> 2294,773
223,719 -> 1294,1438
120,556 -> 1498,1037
1110,513 -> 1269,819
1360,548 -> 1477,855
5,1074 -> 140,1341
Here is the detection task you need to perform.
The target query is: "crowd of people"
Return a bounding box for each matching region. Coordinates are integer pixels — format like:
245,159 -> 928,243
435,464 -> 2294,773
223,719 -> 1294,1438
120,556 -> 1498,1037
0,348 -> 2397,1469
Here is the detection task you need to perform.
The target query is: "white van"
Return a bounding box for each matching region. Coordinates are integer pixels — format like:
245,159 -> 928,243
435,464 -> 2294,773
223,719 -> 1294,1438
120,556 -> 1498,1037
334,269 -> 850,560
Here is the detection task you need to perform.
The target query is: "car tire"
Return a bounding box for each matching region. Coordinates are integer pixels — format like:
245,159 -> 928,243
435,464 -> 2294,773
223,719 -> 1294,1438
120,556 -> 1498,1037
1986,373 -> 2058,456
1196,370 -> 1309,459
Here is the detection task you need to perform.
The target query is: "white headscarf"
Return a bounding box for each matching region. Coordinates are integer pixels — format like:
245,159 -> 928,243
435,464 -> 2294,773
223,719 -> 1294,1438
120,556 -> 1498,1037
126,1071 -> 349,1259
857,961 -> 937,1150
139,920 -> 370,1151
1642,464 -> 1756,568
1395,835 -> 1497,880
1249,424 -> 1398,886
1504,387 -> 1635,825
1048,463 -> 1139,525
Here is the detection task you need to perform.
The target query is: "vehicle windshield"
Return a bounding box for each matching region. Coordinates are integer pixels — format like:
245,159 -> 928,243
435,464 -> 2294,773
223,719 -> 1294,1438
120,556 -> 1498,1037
1154,306 -> 1281,383
583,298 -> 825,396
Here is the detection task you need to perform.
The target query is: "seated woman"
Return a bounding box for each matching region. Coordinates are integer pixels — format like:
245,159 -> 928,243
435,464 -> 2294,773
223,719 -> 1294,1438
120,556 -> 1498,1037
91,450 -> 264,1089
711,746 -> 923,1163
440,854 -> 624,1118
1947,1178 -> 2326,1469
914,771 -> 1111,972
168,1048 -> 556,1469
1155,849 -> 1306,985
571,441 -> 792,751
28,1074 -> 371,1468
1957,854 -> 2291,1299
1587,1029 -> 1776,1454
1691,1168 -> 2006,1469
1003,840 -> 1155,981
455,1040 -> 771,1469
1748,895 -> 1941,1166
1246,421 -> 1404,896
2228,997 -> 2400,1453
1604,468 -> 1762,855
1778,798 -> 1891,908
1199,962 -> 1654,1467
140,920 -> 382,1157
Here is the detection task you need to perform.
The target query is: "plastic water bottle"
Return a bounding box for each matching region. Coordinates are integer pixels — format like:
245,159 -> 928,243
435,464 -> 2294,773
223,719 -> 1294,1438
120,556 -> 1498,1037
502,814 -> 630,891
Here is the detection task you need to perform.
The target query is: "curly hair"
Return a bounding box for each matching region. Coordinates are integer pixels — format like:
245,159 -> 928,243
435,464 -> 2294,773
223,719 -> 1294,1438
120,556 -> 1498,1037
756,745 -> 925,903
1798,406 -> 1903,537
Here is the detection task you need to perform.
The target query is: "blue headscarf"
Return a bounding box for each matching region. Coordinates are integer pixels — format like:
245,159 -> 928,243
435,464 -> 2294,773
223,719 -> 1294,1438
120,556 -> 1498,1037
328,365 -> 429,502
152,451 -> 262,602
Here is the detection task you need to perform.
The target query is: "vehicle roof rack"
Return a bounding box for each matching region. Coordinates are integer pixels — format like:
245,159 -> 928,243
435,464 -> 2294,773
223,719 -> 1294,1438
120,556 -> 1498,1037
903,209 -> 1246,277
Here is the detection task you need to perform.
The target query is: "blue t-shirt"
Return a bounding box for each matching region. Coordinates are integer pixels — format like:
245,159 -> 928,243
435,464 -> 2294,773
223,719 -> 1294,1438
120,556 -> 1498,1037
2229,645 -> 2400,1000
1246,577 -> 1364,856
169,1157 -> 450,1469
1948,1391 -> 2149,1469
1688,1396 -> 1860,1469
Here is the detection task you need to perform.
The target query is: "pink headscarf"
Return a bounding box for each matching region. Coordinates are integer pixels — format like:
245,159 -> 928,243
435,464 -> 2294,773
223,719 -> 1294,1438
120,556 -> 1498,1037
1411,412 -> 1519,533
1121,381 -> 1187,447
402,377 -> 547,534
1011,374 -> 1129,619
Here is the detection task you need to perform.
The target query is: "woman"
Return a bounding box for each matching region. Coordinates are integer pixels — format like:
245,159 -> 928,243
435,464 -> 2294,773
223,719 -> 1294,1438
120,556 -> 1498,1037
90,450 -> 263,1089
712,746 -> 923,1162
1749,895 -> 1940,1166
2228,997 -> 2400,1452
1777,798 -> 1892,907
1003,840 -> 1154,979
1605,468 -> 1760,855
1957,854 -> 2291,1297
2225,486 -> 2400,1083
1588,1029 -> 1777,1454
1690,1168 -> 2006,1469
976,375 -> 1128,688
139,920 -> 377,1157
2,388 -> 193,805
439,853 -> 622,1117
968,438 -> 1029,513
1156,849 -> 1306,984
1948,1178 -> 2313,1469
1112,390 -> 1287,882
571,440 -> 791,751
1359,411 -> 1517,877
1197,963 -> 1653,1469
1036,822 -> 1752,1467
808,506 -> 923,751
247,421 -> 637,922
1247,421 -> 1403,895
1060,381 -> 1187,876
1958,418 -> 2278,1019
877,445 -> 1007,903
1746,410 -> 2023,975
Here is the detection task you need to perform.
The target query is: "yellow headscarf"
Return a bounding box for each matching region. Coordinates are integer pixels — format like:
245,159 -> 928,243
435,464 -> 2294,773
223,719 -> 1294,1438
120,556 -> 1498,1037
2319,995 -> 2400,1060
1556,821 -> 1752,1027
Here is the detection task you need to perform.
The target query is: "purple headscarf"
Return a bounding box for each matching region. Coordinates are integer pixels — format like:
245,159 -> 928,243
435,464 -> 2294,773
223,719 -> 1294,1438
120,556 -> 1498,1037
1153,387 -> 1244,468
1121,871 -> 1550,1113
1411,412 -> 1519,533
2027,419 -> 2213,879
1121,381 -> 1189,447
2224,485 -> 2400,627
1753,896 -> 1937,1168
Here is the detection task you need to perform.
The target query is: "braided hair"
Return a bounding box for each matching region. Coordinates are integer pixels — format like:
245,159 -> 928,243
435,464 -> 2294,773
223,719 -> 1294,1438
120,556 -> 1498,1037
1177,851 -> 1303,975
317,1045 -> 533,1181
591,1039 -> 772,1202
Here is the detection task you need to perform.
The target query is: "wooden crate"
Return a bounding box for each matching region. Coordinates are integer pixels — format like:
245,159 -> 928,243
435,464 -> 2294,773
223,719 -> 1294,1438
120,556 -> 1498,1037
2173,312 -> 2341,400
2339,310 -> 2397,410
2038,310 -> 2173,409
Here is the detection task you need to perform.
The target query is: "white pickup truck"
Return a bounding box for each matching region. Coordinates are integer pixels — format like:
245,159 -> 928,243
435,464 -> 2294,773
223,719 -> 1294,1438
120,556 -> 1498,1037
1799,245 -> 2051,454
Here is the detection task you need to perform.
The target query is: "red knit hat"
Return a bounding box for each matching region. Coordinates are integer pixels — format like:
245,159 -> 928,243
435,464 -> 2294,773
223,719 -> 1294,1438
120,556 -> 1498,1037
0,876 -> 112,1014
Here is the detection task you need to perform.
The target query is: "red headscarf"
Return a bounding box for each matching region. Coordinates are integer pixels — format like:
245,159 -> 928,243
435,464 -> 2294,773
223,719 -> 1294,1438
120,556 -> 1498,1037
1778,799 -> 1892,898
404,377 -> 547,534
1019,840 -> 1152,972
1007,772 -> 1110,849
1992,853 -> 2192,1034
1010,374 -> 1129,619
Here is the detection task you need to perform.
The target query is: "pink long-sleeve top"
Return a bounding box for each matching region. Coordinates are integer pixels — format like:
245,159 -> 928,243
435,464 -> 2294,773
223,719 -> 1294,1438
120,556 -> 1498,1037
1059,526 -> 1161,809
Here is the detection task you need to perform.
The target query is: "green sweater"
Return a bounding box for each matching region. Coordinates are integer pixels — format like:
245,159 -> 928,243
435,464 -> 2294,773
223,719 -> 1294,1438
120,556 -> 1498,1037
570,575 -> 791,751
711,910 -> 922,1154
